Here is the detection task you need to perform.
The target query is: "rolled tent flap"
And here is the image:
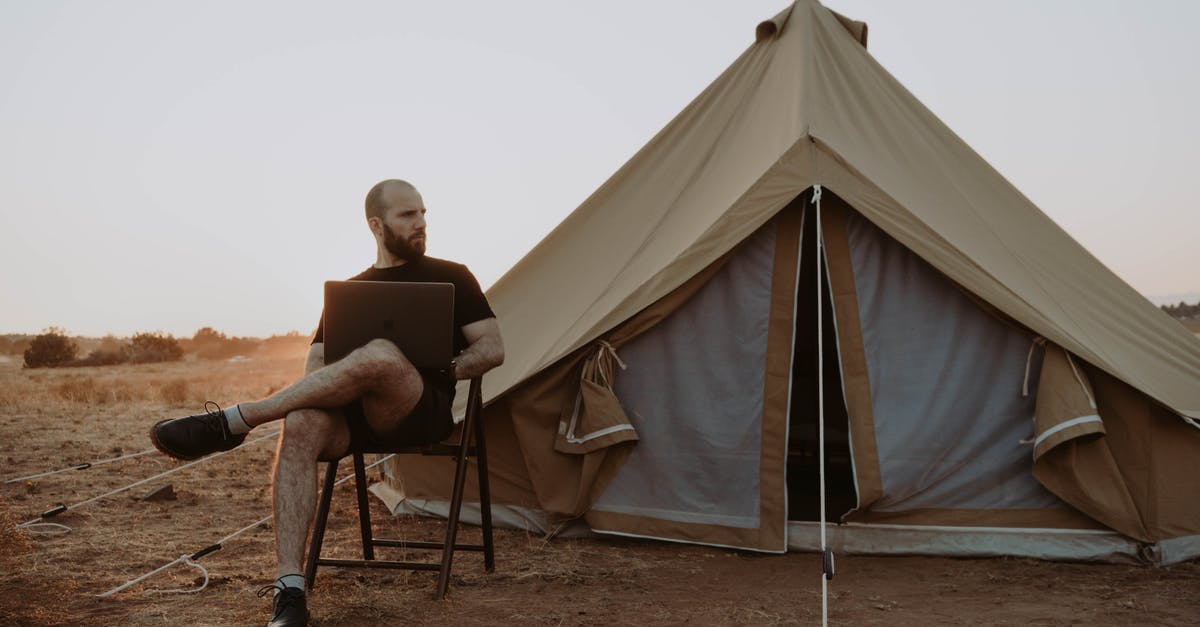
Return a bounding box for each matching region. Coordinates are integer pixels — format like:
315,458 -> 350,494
1032,343 -> 1105,461
1032,343 -> 1149,541
555,341 -> 639,455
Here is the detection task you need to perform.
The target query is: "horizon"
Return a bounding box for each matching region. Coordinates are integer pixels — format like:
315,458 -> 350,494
5,287 -> 1200,340
2,1 -> 1198,337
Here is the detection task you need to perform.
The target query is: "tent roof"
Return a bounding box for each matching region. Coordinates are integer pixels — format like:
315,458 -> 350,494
477,0 -> 1200,421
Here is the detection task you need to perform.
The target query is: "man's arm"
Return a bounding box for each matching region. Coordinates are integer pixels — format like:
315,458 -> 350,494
305,343 -> 326,375
452,318 -> 504,380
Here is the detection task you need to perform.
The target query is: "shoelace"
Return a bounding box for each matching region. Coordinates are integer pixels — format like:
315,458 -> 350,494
202,401 -> 231,438
256,582 -> 304,619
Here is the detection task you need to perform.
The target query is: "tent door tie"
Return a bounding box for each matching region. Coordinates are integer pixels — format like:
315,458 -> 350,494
1021,336 -> 1047,397
1063,351 -> 1097,410
561,340 -> 628,443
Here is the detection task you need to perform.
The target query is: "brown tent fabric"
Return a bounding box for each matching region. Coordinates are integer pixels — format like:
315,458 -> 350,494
1034,362 -> 1200,543
819,193 -> 882,516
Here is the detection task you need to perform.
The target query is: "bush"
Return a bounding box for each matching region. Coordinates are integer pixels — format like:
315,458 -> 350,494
1161,300 -> 1200,319
122,332 -> 184,364
23,328 -> 78,368
76,349 -> 127,367
189,327 -> 262,360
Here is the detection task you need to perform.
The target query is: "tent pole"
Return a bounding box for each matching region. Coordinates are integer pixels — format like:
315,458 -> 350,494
812,184 -> 833,627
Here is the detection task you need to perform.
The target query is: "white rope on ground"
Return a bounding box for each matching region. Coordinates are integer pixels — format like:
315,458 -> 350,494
98,453 -> 396,598
14,428 -> 281,536
143,556 -> 209,596
15,521 -> 72,535
812,184 -> 831,627
5,446 -> 161,484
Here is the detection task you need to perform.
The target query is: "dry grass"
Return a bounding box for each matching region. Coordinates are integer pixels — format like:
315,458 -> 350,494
0,358 -> 303,413
2,357 -> 1199,626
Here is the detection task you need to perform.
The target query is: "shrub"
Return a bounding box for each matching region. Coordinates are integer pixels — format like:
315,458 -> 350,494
23,328 -> 78,368
76,349 -> 127,367
122,332 -> 184,364
190,327 -> 262,360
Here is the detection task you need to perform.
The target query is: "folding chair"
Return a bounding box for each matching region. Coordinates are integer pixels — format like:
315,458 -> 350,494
303,375 -> 494,599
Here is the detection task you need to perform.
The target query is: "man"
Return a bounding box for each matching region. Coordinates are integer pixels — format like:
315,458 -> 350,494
149,180 -> 504,627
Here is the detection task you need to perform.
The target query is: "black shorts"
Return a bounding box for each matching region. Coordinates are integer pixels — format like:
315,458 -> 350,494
345,375 -> 454,452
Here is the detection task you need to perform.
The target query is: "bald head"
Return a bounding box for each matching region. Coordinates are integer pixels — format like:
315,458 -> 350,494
365,179 -> 420,221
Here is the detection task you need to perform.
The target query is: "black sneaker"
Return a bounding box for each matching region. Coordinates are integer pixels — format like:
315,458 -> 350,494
257,585 -> 308,627
149,401 -> 247,460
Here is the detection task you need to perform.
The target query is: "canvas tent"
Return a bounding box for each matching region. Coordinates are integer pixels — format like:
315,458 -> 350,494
378,0 -> 1200,564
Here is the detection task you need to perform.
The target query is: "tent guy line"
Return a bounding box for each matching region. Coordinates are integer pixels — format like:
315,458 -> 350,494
14,428 -> 281,536
97,453 -> 395,598
4,444 -> 161,484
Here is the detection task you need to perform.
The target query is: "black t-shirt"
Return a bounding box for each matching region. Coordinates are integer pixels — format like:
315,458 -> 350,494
312,256 -> 495,396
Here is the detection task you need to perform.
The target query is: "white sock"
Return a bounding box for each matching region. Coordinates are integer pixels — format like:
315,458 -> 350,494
224,404 -> 252,435
275,573 -> 305,592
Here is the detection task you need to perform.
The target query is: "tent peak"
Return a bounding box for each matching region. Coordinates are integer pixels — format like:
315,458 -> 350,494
756,1 -> 868,48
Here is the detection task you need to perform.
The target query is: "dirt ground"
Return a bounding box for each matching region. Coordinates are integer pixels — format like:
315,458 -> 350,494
2,357 -> 1198,626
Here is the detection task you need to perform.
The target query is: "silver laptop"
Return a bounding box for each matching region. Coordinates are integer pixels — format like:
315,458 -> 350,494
322,281 -> 455,368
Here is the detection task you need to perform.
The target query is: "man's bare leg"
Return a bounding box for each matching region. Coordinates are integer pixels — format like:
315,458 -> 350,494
272,408 -> 350,579
240,339 -> 423,428
149,339 -> 426,463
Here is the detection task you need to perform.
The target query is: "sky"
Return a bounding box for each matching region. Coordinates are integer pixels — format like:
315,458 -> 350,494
1,0 -> 1197,338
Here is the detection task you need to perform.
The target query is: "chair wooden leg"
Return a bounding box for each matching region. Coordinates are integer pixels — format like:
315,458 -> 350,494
436,412 -> 474,599
352,452 -> 375,561
473,393 -> 495,572
305,459 -> 340,589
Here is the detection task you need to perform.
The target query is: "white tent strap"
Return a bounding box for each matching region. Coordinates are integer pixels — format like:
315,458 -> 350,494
98,454 -> 395,598
1181,415 -> 1200,433
1021,336 -> 1047,397
4,446 -> 159,484
1033,414 -> 1103,449
15,427 -> 281,535
1063,352 -> 1097,410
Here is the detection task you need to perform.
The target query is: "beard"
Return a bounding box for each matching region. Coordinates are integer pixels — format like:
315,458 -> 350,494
382,225 -> 426,262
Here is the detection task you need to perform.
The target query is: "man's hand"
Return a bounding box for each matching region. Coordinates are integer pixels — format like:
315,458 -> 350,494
453,318 -> 504,379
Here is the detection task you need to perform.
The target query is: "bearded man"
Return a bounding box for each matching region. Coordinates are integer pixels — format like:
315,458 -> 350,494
149,179 -> 504,627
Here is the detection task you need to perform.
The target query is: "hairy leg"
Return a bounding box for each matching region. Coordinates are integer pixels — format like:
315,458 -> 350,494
240,339 -> 424,428
272,407 -> 351,578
